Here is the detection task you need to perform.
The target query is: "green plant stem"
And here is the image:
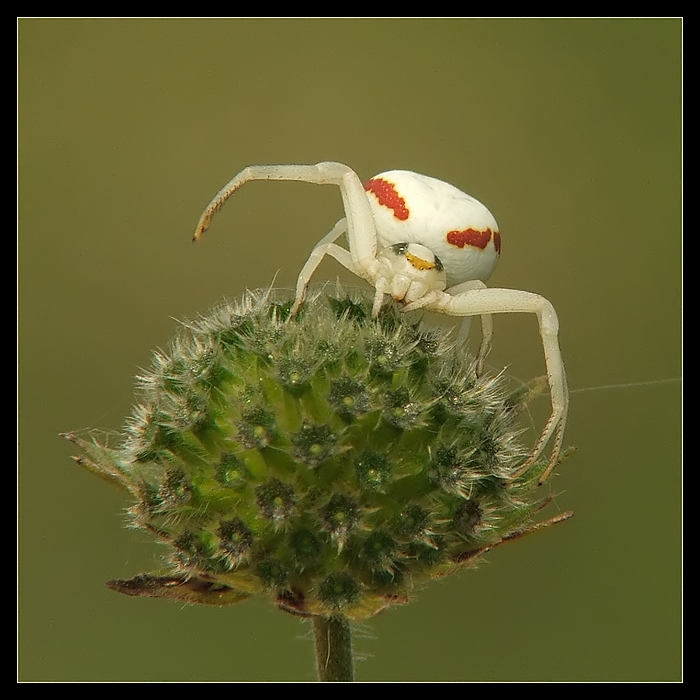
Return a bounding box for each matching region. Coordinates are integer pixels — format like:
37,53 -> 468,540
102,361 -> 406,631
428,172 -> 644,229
313,614 -> 354,682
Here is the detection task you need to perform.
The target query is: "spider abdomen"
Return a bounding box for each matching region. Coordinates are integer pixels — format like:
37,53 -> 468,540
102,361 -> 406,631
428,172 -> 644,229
364,170 -> 500,288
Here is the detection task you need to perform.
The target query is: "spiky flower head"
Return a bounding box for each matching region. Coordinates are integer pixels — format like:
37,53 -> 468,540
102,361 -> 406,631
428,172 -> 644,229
63,288 -> 571,620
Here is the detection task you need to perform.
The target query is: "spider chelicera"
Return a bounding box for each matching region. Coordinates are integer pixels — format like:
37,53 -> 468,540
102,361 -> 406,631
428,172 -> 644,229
194,161 -> 568,482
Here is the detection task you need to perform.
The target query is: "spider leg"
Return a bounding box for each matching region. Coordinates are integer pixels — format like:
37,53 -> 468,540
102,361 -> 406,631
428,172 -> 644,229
426,287 -> 568,483
404,280 -> 494,376
445,280 -> 494,376
193,162 -> 378,278
292,218 -> 358,314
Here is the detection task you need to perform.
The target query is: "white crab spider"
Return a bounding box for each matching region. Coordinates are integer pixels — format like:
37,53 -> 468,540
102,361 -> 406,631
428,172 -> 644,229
194,162 -> 568,483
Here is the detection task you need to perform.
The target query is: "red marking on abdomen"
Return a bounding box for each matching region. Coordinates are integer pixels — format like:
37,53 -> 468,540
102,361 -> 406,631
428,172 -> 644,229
364,178 -> 409,220
493,231 -> 501,255
446,228 -> 496,250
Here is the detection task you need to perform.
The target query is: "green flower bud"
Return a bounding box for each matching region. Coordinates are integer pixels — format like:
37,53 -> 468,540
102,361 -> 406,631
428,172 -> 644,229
63,288 -> 571,620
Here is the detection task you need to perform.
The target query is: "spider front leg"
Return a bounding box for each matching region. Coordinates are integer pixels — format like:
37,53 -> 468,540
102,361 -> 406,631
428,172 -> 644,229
426,287 -> 569,483
193,161 -> 378,271
193,162 -> 383,315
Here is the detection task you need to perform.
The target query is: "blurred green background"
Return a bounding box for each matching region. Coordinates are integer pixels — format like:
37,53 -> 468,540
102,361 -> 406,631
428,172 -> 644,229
19,19 -> 681,681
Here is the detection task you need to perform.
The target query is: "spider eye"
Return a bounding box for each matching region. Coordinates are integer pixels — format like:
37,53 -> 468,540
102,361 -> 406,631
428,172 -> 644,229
389,243 -> 444,274
391,243 -> 409,255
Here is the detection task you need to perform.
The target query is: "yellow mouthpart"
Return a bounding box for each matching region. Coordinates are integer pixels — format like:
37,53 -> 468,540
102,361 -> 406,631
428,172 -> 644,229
405,251 -> 436,271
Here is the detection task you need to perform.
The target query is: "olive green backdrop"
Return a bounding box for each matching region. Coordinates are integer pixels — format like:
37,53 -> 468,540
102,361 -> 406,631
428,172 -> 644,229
19,18 -> 681,682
